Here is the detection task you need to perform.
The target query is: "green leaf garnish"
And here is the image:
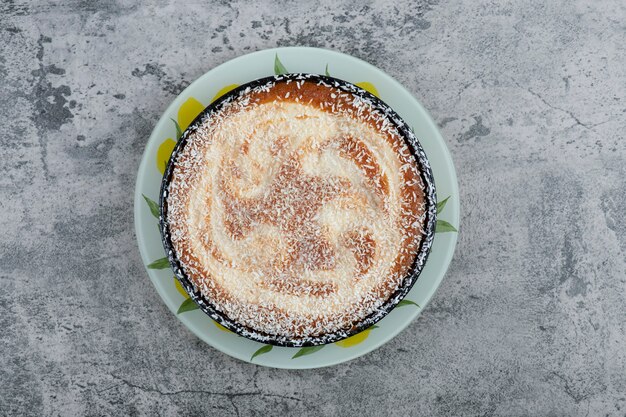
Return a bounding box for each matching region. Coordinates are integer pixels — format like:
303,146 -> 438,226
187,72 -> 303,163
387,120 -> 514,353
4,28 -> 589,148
370,324 -> 379,329
147,257 -> 170,269
292,345 -> 324,359
397,299 -> 420,308
142,194 -> 159,218
251,345 -> 273,361
325,64 -> 330,77
436,196 -> 450,214
436,219 -> 458,233
274,54 -> 288,75
171,118 -> 183,140
177,297 -> 199,314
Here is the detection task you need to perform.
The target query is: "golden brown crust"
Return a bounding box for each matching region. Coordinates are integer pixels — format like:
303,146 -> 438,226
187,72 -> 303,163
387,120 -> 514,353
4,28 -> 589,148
166,78 -> 426,338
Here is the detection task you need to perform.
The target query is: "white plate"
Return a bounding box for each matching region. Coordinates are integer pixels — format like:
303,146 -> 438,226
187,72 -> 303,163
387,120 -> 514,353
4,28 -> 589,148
134,47 -> 459,369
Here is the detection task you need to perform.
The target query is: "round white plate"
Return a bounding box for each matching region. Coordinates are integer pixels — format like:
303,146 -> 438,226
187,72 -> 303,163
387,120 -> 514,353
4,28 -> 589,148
134,47 -> 459,369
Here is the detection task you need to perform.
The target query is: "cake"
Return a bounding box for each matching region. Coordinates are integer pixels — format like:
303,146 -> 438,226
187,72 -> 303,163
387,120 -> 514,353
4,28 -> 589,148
161,74 -> 436,346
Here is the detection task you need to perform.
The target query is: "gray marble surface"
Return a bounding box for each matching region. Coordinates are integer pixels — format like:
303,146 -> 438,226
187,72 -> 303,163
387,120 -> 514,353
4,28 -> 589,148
1,1 -> 625,416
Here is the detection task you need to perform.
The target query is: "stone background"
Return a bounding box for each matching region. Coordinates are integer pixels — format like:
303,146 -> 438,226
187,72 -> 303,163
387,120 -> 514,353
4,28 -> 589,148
1,0 -> 625,415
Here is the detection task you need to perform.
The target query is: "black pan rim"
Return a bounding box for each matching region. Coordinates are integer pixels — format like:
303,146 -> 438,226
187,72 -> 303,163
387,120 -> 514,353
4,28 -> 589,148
158,73 -> 437,347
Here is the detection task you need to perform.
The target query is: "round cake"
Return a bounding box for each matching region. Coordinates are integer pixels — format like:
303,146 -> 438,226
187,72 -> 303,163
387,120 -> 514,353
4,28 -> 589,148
160,74 -> 436,346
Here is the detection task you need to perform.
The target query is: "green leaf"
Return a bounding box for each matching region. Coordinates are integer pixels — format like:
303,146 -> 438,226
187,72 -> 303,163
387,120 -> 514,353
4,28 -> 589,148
274,54 -> 288,75
436,196 -> 450,214
171,118 -> 183,140
370,324 -> 379,329
147,257 -> 170,269
251,344 -> 273,361
177,297 -> 199,314
436,219 -> 458,233
142,194 -> 160,218
397,299 -> 420,308
325,64 -> 330,77
292,345 -> 324,359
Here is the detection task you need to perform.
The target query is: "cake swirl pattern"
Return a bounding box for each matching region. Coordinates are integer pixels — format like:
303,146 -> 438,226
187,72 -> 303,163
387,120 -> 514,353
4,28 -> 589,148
164,75 -> 429,341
